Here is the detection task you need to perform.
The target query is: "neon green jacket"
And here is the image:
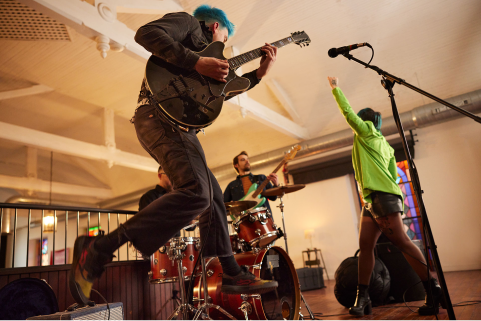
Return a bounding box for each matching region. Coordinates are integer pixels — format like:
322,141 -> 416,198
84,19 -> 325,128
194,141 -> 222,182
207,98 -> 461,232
332,87 -> 402,203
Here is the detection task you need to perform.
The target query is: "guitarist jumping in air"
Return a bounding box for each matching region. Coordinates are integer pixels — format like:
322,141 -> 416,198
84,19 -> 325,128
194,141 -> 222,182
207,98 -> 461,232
224,151 -> 280,215
68,5 -> 280,305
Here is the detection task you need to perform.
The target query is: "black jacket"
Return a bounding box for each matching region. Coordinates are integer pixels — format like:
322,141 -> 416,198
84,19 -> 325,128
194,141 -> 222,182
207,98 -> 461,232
135,12 -> 260,92
223,173 -> 278,213
139,185 -> 168,211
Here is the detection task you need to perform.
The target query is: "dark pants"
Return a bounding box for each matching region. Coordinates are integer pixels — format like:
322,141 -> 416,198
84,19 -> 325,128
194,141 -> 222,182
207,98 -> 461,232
121,104 -> 232,258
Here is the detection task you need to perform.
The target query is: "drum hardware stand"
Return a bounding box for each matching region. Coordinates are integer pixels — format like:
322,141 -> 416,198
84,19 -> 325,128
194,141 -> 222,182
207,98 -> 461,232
167,244 -> 198,320
157,289 -> 181,319
193,257 -> 236,321
276,193 -> 315,320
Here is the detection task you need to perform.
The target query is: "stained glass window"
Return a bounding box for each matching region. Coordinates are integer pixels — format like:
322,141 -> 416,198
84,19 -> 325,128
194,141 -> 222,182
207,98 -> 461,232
396,160 -> 423,241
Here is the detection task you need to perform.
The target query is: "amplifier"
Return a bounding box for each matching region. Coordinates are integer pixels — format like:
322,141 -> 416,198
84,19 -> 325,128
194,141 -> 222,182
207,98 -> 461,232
296,267 -> 325,291
27,303 -> 123,320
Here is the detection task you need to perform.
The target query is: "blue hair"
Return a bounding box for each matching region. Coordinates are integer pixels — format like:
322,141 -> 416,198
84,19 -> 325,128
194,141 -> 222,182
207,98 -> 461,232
193,4 -> 235,38
357,108 -> 382,132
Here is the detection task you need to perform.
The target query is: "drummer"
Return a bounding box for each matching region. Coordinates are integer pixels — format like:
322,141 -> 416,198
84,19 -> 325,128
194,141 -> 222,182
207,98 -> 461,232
224,151 -> 279,214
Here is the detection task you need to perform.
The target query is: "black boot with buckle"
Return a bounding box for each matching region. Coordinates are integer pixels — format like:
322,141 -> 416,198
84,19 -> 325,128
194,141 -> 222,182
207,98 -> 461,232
418,278 -> 446,315
349,284 -> 372,317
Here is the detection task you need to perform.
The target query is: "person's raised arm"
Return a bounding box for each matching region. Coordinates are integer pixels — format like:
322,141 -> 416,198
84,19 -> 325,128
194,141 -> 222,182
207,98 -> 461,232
328,77 -> 369,136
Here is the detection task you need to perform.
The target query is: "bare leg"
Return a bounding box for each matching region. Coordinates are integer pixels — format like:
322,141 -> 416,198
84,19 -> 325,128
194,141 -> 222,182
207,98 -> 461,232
375,213 -> 430,281
358,216 -> 382,285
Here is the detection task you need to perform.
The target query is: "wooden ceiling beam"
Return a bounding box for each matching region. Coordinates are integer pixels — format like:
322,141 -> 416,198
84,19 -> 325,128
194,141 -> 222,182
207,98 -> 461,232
266,79 -> 302,124
0,121 -> 158,173
226,46 -> 309,140
225,95 -> 310,140
0,84 -> 53,101
0,174 -> 113,198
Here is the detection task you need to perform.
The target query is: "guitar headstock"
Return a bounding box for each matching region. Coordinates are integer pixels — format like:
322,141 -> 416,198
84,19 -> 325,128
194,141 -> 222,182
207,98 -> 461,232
291,31 -> 311,48
284,145 -> 302,161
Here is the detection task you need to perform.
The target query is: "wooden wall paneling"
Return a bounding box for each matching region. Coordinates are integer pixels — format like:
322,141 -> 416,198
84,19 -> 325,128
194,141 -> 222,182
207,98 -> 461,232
120,265 -> 127,319
125,265 -> 133,320
106,265 -> 113,303
40,271 -> 49,288
152,284 -> 164,320
0,275 -> 8,290
112,266 -> 120,303
139,263 -> 147,320
149,282 -> 156,319
8,274 -> 20,283
57,270 -> 67,311
131,264 -> 139,320
47,271 -> 59,303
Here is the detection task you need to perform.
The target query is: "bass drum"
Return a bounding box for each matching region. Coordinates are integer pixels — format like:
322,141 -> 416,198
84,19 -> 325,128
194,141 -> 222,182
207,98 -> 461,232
193,247 -> 301,320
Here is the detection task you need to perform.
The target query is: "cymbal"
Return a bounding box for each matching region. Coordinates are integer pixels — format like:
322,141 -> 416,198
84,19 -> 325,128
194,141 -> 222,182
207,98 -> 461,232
225,200 -> 257,216
261,184 -> 306,197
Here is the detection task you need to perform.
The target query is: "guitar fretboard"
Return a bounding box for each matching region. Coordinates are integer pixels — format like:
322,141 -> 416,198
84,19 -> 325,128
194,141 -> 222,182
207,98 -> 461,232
228,36 -> 294,70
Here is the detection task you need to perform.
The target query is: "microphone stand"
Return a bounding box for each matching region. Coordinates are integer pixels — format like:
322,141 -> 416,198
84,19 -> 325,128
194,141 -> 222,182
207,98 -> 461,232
340,52 -> 481,321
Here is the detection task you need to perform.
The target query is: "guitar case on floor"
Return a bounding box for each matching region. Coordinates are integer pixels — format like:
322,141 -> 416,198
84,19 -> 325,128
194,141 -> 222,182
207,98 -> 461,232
334,250 -> 391,307
0,278 -> 59,320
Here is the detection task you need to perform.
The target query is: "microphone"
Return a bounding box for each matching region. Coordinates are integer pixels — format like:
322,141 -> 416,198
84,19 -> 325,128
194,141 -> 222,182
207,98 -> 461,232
328,43 -> 370,58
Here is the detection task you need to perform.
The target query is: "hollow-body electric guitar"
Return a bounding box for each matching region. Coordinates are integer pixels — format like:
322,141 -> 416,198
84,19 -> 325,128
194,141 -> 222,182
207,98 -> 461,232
145,31 -> 310,129
240,145 -> 301,210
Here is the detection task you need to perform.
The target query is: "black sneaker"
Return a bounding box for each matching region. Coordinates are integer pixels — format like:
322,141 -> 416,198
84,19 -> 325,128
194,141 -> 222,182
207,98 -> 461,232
68,234 -> 113,305
221,265 -> 278,295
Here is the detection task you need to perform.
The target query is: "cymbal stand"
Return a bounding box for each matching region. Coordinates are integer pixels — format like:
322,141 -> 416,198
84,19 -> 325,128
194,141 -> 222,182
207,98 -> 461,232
193,256 -> 236,321
277,193 -> 289,253
277,193 -> 315,320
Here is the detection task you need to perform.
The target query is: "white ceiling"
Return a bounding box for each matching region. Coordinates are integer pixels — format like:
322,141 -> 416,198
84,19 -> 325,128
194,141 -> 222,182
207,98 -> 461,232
0,0 -> 480,205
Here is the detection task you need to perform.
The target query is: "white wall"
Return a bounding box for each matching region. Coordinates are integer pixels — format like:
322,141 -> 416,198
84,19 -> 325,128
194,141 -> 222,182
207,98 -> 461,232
414,116 -> 481,271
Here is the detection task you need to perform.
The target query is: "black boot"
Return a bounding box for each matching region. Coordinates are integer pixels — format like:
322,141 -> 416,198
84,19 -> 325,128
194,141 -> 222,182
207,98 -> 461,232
349,284 -> 372,317
418,278 -> 446,315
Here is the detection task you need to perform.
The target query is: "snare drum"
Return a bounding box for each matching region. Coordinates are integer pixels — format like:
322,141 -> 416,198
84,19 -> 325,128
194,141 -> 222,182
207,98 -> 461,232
149,237 -> 200,284
233,207 -> 279,249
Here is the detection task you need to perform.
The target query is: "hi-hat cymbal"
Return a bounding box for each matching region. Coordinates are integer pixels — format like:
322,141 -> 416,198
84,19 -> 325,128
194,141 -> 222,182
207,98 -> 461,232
224,200 -> 257,216
261,184 -> 306,197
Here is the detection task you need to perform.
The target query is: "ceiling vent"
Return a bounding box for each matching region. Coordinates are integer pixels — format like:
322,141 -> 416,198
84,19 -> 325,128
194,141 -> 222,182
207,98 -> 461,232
0,0 -> 70,41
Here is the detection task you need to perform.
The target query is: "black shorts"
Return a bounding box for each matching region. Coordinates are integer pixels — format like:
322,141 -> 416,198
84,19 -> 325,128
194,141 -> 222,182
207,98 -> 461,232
361,191 -> 403,219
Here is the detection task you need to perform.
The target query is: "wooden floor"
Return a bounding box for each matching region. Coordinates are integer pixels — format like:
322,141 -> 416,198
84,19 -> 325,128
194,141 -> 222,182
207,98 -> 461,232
300,270 -> 481,320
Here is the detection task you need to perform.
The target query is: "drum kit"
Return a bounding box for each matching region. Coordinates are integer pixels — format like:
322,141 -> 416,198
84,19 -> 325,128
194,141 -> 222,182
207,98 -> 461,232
148,184 -> 314,320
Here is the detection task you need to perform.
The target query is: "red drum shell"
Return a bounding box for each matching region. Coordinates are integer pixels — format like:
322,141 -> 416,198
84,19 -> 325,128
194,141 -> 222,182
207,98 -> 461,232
236,208 -> 278,248
149,237 -> 200,284
193,246 -> 300,320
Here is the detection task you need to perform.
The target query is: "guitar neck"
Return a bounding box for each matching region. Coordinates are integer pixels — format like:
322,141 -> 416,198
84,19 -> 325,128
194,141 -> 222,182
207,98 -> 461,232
252,159 -> 287,198
228,36 -> 295,70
